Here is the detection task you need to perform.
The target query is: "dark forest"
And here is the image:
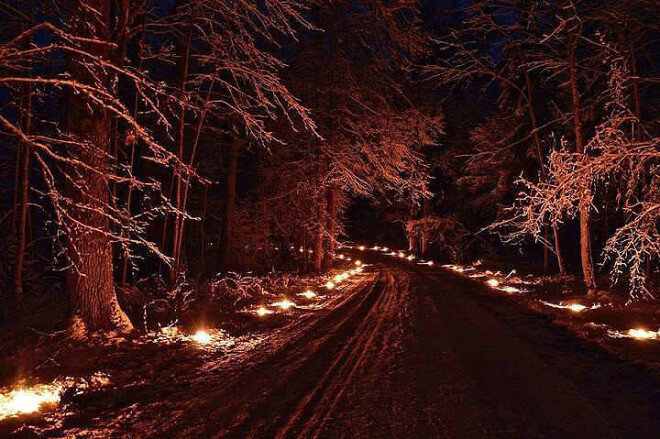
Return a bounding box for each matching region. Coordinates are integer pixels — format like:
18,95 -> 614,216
1,1 -> 659,437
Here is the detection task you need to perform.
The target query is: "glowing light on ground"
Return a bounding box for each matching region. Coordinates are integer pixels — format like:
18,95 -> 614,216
325,281 -> 335,290
299,290 -> 317,299
333,274 -> 344,283
338,254 -> 345,260
496,285 -> 524,294
161,326 -> 179,337
373,246 -> 380,250
382,247 -> 389,252
486,278 -> 500,288
356,266 -> 364,273
0,384 -> 62,420
255,306 -> 274,316
272,299 -> 295,310
355,260 -> 362,266
628,329 -> 658,340
192,330 -> 213,344
398,252 -> 405,258
608,328 -> 659,340
442,264 -> 466,273
541,301 -> 599,313
358,245 -> 366,251
406,255 -> 415,261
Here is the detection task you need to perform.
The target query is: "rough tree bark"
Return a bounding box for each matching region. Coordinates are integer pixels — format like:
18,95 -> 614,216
219,137 -> 240,271
65,0 -> 131,331
568,37 -> 597,293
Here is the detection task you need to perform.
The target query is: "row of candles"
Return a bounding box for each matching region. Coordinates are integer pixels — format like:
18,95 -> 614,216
439,261 -> 659,341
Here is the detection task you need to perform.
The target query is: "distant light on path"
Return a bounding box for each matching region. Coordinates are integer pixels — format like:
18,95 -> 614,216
486,278 -> 500,288
256,307 -> 274,316
272,299 -> 295,310
299,290 -> 317,299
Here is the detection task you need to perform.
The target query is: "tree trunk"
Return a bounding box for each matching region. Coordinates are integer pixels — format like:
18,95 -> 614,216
313,187 -> 327,272
569,38 -> 597,292
219,138 -> 240,270
14,84 -> 32,299
323,186 -> 338,268
65,0 -> 131,332
420,197 -> 430,256
173,81 -> 214,274
121,13 -> 146,286
524,69 -> 566,275
169,14 -> 194,284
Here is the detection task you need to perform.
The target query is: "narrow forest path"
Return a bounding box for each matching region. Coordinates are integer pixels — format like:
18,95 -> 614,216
18,254 -> 660,438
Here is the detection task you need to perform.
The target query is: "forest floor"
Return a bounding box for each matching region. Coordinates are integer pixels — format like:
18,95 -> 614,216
1,249 -> 660,437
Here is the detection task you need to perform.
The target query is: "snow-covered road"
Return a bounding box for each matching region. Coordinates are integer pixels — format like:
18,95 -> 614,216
31,254 -> 660,438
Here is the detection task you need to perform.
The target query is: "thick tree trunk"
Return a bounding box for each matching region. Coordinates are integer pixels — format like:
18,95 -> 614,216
219,138 -> 240,270
569,38 -> 597,292
65,0 -> 131,332
524,69 -> 566,275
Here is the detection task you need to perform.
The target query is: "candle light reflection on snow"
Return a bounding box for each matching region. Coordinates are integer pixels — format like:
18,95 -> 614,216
0,384 -> 62,420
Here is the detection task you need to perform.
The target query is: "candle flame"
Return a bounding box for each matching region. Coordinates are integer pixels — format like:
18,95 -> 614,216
325,281 -> 335,290
299,290 -> 317,299
0,384 -> 62,420
255,306 -> 274,316
272,299 -> 295,310
628,328 -> 657,340
192,330 -> 212,344
486,278 -> 500,288
541,301 -> 599,313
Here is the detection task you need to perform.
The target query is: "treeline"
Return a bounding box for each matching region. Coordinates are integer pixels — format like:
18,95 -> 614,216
425,0 -> 659,300
0,0 -> 440,332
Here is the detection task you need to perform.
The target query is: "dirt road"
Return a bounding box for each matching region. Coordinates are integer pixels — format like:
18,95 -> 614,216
36,255 -> 660,438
